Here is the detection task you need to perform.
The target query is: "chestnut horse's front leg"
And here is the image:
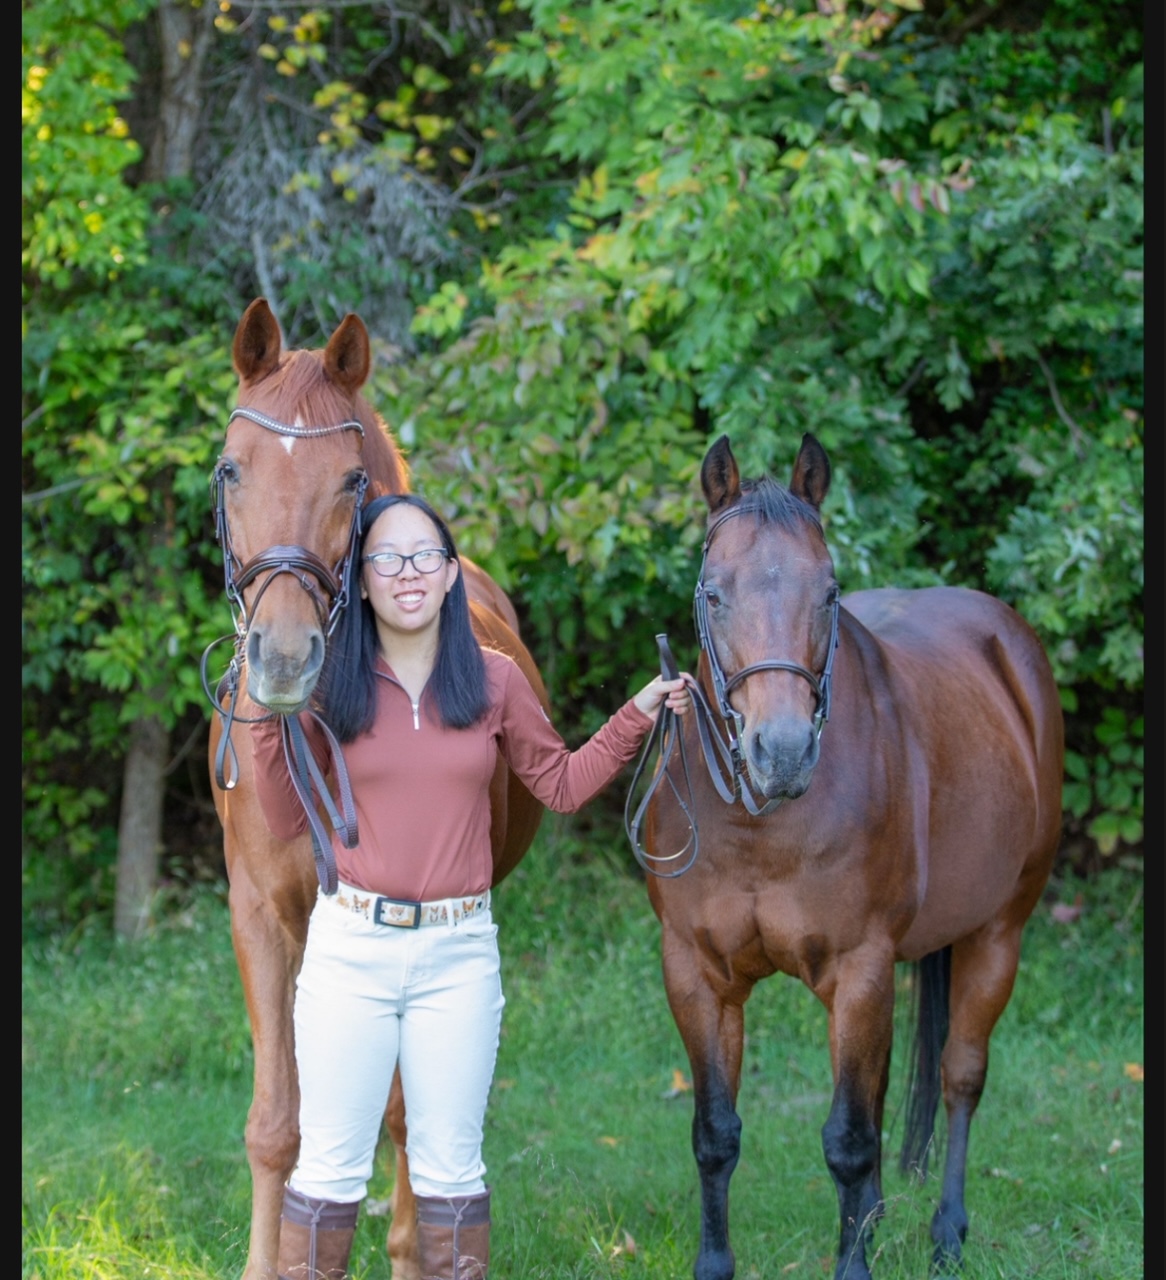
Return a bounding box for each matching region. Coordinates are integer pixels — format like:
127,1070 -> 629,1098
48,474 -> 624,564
226,848 -> 314,1280
661,928 -> 749,1280
384,1067 -> 420,1280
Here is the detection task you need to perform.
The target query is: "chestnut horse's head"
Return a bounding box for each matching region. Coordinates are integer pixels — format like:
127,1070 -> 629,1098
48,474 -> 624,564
214,299 -> 408,712
696,434 -> 839,803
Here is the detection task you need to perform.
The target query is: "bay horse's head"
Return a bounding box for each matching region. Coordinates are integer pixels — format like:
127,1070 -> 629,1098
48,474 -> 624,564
696,434 -> 839,803
214,299 -> 408,713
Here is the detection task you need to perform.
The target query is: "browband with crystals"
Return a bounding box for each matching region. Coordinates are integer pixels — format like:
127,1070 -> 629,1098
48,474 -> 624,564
228,406 -> 364,438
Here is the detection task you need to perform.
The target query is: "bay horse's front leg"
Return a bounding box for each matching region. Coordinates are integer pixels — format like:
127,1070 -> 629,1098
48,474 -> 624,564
384,1067 -> 420,1280
661,932 -> 749,1280
821,946 -> 896,1280
227,864 -> 312,1280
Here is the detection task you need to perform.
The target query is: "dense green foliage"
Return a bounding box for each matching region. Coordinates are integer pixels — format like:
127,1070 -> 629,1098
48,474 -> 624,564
22,844 -> 1144,1276
22,0 -> 1143,928
393,0 -> 1144,823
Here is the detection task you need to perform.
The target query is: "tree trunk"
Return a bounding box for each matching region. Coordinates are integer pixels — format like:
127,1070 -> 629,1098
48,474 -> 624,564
142,0 -> 217,183
114,710 -> 170,939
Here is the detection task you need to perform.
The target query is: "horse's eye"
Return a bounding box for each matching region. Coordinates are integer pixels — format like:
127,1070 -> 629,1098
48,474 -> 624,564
216,459 -> 239,485
343,468 -> 367,496
705,590 -> 722,609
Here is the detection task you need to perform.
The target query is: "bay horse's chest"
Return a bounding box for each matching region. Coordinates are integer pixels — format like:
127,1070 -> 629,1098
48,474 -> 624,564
649,815 -> 922,992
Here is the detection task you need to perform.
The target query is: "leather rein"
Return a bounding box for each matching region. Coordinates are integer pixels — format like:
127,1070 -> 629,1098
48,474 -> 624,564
626,503 -> 841,878
201,405 -> 369,895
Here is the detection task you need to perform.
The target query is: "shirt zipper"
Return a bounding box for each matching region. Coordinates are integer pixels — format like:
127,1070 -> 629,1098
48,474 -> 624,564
374,668 -> 423,730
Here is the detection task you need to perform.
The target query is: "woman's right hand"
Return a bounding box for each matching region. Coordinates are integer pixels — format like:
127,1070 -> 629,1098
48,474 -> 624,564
632,674 -> 694,719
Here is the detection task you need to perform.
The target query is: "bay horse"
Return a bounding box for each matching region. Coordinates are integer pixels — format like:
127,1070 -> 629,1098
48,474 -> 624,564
643,434 -> 1063,1280
207,299 -> 547,1280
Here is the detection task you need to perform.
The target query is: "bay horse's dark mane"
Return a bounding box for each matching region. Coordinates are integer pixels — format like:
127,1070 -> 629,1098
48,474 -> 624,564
252,347 -> 409,496
738,474 -> 823,536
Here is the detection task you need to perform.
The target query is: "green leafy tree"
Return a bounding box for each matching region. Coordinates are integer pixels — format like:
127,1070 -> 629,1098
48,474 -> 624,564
22,0 -> 154,293
393,0 -> 952,721
23,0 -> 233,936
23,296 -> 234,935
21,0 -> 1144,939
391,0 -> 1141,858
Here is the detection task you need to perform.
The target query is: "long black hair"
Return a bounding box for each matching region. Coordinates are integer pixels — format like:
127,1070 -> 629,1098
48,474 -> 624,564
315,493 -> 489,741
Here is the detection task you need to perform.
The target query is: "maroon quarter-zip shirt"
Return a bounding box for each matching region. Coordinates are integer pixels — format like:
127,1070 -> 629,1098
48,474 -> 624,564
250,648 -> 653,901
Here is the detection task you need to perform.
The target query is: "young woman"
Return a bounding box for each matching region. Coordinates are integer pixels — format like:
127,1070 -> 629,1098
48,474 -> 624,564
249,493 -> 691,1280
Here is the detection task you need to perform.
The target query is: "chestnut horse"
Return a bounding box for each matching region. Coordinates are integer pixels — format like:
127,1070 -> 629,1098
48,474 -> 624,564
643,435 -> 1063,1280
207,299 -> 546,1280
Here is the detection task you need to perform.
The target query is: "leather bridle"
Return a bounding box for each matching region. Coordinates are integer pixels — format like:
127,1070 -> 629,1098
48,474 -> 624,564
211,406 -> 369,641
202,405 -> 368,894
626,503 -> 841,877
693,504 -> 841,810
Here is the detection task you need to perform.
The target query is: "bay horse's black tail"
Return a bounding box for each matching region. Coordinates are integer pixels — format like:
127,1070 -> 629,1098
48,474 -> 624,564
899,945 -> 952,1178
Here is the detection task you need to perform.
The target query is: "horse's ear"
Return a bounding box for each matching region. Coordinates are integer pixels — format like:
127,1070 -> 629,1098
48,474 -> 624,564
233,298 -> 283,382
790,433 -> 831,511
323,314 -> 371,395
700,435 -> 743,514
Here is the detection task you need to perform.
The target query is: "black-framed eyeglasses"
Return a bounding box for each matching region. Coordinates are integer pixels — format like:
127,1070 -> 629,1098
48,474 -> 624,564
362,549 -> 450,578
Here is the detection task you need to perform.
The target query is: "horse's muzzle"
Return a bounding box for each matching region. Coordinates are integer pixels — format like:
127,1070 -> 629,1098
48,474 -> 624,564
747,718 -> 820,799
245,627 -> 325,713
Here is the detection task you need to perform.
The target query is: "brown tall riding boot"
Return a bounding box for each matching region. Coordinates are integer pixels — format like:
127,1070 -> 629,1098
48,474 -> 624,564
415,1189 -> 490,1280
276,1185 -> 360,1280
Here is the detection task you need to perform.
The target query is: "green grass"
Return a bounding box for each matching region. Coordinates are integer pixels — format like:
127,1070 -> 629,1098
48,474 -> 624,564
23,821 -> 1143,1278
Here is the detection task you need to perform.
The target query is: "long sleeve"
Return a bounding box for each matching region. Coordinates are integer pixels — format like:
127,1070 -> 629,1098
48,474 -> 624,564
249,715 -> 333,841
494,658 -> 654,814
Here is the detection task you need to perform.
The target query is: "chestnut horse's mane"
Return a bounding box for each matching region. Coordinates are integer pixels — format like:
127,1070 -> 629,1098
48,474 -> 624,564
247,346 -> 410,498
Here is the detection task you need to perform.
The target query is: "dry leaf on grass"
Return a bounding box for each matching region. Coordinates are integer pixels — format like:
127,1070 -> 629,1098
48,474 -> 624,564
662,1068 -> 692,1099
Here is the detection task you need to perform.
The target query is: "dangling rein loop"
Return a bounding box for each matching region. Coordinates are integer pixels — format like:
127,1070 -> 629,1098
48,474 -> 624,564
201,640 -> 263,792
280,713 -> 358,896
200,638 -> 359,894
624,635 -> 701,878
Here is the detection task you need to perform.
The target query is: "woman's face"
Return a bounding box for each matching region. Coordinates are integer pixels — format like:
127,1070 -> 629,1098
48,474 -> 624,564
360,504 -> 459,643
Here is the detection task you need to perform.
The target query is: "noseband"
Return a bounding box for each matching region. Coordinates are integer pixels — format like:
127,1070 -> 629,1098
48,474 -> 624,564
626,503 -> 841,877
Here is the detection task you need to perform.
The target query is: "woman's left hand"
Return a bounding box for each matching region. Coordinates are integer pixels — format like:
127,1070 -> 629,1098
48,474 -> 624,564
633,674 -> 694,718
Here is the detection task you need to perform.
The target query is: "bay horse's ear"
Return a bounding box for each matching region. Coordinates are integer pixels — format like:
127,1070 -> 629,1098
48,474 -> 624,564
790,433 -> 831,511
233,298 -> 283,382
701,435 -> 742,514
323,314 -> 371,396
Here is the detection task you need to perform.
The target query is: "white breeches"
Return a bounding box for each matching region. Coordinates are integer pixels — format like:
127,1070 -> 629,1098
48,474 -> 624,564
288,890 -> 504,1203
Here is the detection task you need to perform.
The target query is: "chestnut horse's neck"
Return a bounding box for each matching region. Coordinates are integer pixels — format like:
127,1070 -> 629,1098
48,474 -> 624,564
350,393 -> 410,499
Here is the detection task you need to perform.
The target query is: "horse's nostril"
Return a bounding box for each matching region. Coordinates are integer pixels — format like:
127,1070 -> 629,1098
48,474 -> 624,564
306,631 -> 325,679
245,627 -> 265,675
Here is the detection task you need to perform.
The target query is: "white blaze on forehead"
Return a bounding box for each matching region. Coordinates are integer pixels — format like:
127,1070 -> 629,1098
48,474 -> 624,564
282,413 -> 308,451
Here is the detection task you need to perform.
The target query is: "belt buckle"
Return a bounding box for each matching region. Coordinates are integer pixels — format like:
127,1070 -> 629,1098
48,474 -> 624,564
373,896 -> 422,929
